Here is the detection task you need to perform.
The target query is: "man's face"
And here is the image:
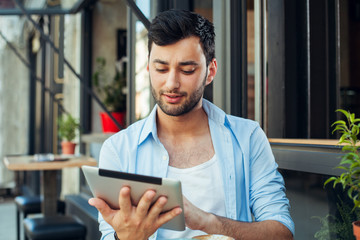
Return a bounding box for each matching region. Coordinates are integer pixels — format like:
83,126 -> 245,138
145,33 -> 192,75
147,36 -> 215,117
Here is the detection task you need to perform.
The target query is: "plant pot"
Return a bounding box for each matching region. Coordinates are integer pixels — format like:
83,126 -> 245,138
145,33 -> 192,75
353,221 -> 360,239
100,112 -> 126,133
61,141 -> 76,155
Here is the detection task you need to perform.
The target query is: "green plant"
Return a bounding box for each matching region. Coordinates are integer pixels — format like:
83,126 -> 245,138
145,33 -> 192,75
325,109 -> 360,210
92,57 -> 126,112
313,199 -> 360,240
58,114 -> 80,142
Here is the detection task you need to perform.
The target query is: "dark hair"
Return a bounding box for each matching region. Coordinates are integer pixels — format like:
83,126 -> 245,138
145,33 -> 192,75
148,9 -> 215,65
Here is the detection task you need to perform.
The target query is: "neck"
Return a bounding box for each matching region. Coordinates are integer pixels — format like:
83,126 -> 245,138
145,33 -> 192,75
156,101 -> 208,137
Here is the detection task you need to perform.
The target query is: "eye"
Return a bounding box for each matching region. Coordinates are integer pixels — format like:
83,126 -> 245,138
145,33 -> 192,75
156,68 -> 167,73
182,70 -> 195,75
181,67 -> 196,75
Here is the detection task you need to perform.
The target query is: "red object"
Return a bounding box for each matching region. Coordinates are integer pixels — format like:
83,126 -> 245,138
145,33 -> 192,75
100,112 -> 126,133
353,221 -> 360,240
61,141 -> 76,155
354,221 -> 360,240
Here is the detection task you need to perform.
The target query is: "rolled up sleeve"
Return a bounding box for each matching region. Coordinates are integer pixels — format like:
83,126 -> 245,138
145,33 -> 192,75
249,127 -> 295,236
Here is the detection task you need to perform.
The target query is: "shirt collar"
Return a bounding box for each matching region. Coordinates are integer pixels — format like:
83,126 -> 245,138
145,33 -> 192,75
138,104 -> 159,145
138,98 -> 228,145
202,98 -> 228,126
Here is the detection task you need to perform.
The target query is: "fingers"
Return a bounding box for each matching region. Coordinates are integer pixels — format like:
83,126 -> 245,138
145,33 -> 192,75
88,197 -> 116,223
136,190 -> 156,218
157,205 -> 183,227
90,187 -> 181,232
118,186 -> 132,213
148,196 -> 183,228
148,196 -> 168,217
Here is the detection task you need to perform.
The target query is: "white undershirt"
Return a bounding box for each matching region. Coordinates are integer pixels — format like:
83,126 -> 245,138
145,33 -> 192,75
157,154 -> 226,239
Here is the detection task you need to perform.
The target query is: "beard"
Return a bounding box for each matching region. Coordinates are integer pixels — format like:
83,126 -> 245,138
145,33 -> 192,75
150,75 -> 207,117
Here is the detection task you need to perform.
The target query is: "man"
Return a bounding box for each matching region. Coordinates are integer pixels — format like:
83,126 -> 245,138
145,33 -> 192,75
89,9 -> 294,240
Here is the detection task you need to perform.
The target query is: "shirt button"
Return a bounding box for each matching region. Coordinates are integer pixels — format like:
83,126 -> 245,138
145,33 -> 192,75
162,155 -> 168,161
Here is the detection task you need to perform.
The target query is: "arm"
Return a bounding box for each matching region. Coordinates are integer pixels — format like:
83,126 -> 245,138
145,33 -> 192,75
183,197 -> 293,240
89,186 -> 182,240
182,124 -> 294,239
207,215 -> 293,240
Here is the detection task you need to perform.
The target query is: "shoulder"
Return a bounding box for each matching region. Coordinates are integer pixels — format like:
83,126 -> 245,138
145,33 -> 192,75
103,118 -> 147,149
202,98 -> 262,140
225,115 -> 267,155
226,115 -> 262,140
99,118 -> 148,170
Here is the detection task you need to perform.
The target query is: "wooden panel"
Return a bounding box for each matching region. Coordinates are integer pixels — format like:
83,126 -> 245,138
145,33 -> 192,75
269,138 -> 339,146
4,155 -> 97,171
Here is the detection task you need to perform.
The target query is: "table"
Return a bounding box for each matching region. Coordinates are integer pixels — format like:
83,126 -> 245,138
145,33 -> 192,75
4,155 -> 97,216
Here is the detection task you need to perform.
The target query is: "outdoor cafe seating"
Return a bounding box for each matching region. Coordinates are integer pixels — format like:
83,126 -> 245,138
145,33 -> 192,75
15,195 -> 65,240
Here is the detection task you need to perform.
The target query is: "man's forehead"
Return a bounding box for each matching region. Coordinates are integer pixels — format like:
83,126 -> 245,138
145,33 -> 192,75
152,58 -> 199,66
148,37 -> 205,63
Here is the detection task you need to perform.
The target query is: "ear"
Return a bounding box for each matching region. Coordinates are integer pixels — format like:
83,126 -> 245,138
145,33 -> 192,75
146,62 -> 149,72
205,58 -> 217,86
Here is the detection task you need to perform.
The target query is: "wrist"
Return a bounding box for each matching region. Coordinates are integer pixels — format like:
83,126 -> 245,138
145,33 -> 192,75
201,212 -> 221,233
113,231 -> 149,240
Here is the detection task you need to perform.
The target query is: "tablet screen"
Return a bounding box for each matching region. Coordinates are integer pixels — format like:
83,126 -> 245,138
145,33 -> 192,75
82,165 -> 185,231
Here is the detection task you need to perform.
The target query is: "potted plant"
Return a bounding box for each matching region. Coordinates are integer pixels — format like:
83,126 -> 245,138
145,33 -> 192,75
93,57 -> 127,133
325,109 -> 360,239
58,114 -> 80,154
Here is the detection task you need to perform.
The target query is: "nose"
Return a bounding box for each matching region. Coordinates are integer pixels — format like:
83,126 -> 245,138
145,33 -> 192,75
165,70 -> 180,90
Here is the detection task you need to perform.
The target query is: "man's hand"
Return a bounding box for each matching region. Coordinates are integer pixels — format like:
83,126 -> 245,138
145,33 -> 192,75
183,196 -> 293,240
89,186 -> 183,240
182,196 -> 212,231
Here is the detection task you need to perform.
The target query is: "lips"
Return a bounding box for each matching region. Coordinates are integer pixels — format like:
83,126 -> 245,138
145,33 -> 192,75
163,93 -> 183,104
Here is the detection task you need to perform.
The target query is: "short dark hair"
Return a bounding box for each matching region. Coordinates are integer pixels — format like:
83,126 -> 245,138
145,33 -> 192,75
148,9 -> 215,65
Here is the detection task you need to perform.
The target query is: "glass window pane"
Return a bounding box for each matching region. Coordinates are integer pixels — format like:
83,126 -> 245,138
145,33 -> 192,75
281,169 -> 358,239
247,0 -> 255,120
135,0 -> 150,120
340,0 -> 360,117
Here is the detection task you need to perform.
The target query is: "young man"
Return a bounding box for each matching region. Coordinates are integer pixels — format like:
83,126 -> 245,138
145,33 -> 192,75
89,9 -> 294,240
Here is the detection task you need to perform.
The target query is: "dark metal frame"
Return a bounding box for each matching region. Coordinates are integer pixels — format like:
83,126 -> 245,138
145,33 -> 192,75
230,0 -> 248,117
267,0 -> 340,138
125,0 -> 150,30
5,0 -> 125,133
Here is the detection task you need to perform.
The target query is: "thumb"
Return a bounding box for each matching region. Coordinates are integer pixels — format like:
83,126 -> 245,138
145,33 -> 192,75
89,197 -> 117,223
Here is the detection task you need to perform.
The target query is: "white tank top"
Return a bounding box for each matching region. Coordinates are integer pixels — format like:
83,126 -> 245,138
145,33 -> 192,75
157,155 -> 226,239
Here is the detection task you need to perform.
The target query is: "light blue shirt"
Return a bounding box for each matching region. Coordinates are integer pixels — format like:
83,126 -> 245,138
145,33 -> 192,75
98,99 -> 295,239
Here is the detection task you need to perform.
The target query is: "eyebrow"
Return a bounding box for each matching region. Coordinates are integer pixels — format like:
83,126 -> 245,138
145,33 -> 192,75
153,59 -> 168,65
179,61 -> 198,66
152,59 -> 199,66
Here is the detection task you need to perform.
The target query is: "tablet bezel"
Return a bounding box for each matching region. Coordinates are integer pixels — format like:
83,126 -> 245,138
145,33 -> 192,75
82,165 -> 185,231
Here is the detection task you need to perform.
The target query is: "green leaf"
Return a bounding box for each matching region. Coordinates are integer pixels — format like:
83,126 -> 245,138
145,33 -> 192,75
336,109 -> 350,118
337,166 -> 350,172
339,135 -> 348,144
58,114 -> 80,142
324,177 -> 337,187
326,109 -> 360,210
332,120 -> 347,127
348,188 -> 354,199
339,159 -> 354,166
343,145 -> 354,152
351,113 -> 356,123
346,152 -> 360,160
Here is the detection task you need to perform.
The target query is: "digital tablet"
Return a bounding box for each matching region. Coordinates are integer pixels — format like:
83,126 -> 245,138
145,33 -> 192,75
82,165 -> 185,231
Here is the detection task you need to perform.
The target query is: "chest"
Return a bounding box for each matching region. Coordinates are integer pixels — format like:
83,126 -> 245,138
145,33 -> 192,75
161,134 -> 215,169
